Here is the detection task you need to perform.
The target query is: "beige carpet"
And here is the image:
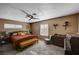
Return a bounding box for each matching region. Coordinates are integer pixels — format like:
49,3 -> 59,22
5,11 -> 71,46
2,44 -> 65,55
17,40 -> 64,55
0,40 -> 64,55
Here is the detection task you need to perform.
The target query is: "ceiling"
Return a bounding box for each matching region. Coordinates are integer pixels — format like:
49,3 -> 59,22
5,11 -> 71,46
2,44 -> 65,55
0,3 -> 79,23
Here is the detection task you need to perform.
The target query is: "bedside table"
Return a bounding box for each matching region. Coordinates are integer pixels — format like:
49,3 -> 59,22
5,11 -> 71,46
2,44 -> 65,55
0,35 -> 9,45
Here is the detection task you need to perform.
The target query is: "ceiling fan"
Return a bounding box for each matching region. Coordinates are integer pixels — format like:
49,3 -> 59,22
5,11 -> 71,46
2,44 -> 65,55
8,4 -> 39,21
19,9 -> 39,21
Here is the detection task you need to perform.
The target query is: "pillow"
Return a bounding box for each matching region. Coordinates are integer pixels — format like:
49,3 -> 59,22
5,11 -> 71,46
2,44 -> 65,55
21,32 -> 26,35
16,31 -> 28,35
12,33 -> 17,36
17,32 -> 22,35
24,32 -> 28,35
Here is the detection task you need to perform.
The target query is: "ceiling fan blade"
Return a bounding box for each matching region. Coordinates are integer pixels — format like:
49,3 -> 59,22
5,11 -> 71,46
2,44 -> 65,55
32,17 -> 39,19
32,13 -> 37,15
23,15 -> 28,19
28,17 -> 39,21
19,9 -> 29,15
28,18 -> 32,21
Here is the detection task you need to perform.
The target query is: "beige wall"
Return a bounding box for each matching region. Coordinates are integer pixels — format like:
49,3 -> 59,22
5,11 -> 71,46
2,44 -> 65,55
31,14 -> 78,36
77,14 -> 79,33
0,14 -> 79,35
0,19 -> 30,32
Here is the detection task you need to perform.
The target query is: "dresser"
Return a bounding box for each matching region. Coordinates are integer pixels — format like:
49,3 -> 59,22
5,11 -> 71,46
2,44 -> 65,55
51,34 -> 65,47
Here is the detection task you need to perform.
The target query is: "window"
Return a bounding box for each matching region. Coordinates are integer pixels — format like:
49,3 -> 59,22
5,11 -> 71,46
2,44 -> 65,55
4,24 -> 22,29
40,24 -> 48,36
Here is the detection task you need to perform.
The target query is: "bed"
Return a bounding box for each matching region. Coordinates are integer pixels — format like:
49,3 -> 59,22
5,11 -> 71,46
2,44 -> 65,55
9,31 -> 38,49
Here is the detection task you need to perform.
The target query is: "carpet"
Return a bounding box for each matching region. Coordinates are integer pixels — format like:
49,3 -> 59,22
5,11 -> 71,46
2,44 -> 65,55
0,40 -> 64,55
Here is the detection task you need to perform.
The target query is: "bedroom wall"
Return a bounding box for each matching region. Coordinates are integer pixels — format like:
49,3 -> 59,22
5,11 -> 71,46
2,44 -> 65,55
0,18 -> 30,32
77,14 -> 79,33
31,13 -> 78,36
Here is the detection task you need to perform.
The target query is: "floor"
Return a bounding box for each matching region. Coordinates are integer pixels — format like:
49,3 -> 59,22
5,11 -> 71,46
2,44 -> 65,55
0,40 -> 64,55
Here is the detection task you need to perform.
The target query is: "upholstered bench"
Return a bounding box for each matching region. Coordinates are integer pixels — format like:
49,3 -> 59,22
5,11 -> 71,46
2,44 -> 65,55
19,38 -> 38,48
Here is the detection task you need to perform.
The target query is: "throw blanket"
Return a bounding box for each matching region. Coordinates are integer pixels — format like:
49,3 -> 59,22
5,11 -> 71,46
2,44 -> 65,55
64,34 -> 71,51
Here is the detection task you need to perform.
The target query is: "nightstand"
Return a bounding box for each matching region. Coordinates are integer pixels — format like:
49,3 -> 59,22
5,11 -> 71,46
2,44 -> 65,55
0,35 -> 9,45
